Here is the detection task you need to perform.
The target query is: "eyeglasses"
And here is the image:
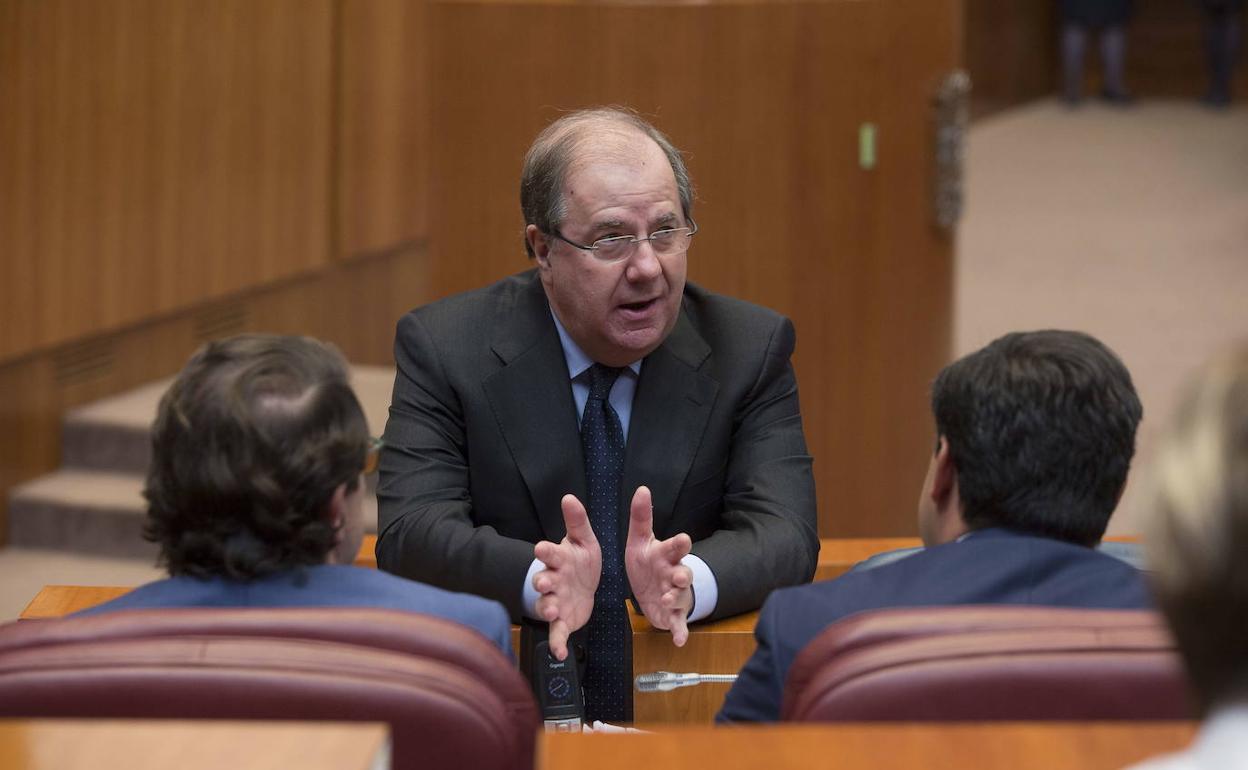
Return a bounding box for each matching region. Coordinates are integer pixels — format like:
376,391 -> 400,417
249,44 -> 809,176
362,437 -> 384,475
549,220 -> 698,263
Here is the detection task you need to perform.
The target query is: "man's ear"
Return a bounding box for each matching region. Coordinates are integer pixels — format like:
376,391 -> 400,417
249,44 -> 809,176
930,437 -> 956,506
527,224 -> 552,268
325,483 -> 348,543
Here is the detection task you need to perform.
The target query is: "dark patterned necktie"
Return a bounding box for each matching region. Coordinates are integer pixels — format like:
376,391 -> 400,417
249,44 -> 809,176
580,363 -> 632,722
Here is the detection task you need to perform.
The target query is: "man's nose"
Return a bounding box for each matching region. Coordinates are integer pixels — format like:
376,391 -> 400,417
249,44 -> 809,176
625,239 -> 663,281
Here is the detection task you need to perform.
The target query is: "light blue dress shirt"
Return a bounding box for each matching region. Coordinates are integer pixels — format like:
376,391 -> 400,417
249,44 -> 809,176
522,312 -> 718,622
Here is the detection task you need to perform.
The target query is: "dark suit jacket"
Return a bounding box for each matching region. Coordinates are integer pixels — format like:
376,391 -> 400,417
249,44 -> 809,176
376,270 -> 819,621
75,564 -> 514,657
716,528 -> 1154,722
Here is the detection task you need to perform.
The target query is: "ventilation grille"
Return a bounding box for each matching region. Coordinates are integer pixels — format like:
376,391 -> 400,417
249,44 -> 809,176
194,302 -> 249,342
54,340 -> 116,387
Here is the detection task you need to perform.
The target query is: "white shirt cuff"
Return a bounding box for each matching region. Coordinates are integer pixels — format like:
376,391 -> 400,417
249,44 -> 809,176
521,557 -> 545,619
682,553 -> 718,622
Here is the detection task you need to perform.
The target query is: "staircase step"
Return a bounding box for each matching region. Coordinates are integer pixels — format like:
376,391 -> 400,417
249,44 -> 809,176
61,379 -> 171,476
61,365 -> 397,474
8,471 -> 156,559
13,363 -> 394,559
8,469 -> 379,559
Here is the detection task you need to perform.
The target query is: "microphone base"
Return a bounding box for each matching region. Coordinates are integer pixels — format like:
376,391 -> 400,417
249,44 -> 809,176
543,718 -> 584,733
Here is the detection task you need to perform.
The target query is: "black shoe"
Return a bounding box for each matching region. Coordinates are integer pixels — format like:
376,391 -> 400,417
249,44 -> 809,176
1201,91 -> 1231,109
1100,89 -> 1135,106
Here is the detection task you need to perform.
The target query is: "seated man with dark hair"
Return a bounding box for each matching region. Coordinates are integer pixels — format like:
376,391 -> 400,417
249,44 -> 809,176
1130,346 -> 1248,768
79,334 -> 512,656
717,329 -> 1152,722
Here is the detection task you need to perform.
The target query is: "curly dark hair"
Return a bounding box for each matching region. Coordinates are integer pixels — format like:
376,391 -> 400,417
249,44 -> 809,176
143,334 -> 370,579
931,330 -> 1143,546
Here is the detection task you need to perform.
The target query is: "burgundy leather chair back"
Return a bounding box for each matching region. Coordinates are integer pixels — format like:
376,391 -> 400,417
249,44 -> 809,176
0,608 -> 539,770
782,606 -> 1190,722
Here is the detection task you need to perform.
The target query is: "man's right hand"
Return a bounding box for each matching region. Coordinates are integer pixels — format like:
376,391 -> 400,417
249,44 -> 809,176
532,493 -> 601,660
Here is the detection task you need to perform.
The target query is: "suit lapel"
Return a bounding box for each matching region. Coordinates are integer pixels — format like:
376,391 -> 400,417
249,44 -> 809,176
621,310 -> 718,537
482,274 -> 585,542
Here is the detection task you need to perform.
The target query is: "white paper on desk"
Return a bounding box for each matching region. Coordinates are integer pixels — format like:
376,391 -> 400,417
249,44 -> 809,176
582,721 -> 650,734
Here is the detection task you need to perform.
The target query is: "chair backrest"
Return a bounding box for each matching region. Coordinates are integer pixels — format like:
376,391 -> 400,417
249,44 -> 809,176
0,607 -> 539,770
782,605 -> 1190,722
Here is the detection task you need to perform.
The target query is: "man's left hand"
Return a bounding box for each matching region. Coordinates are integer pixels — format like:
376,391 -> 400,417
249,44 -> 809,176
624,485 -> 693,646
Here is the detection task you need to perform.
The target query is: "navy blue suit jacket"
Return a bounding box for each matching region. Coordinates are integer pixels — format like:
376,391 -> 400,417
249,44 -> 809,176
76,564 -> 514,658
716,528 -> 1153,722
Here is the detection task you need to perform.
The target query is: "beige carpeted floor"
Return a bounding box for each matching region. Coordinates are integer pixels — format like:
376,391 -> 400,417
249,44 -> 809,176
956,98 -> 1248,536
0,548 -> 164,620
1,97 -> 1245,621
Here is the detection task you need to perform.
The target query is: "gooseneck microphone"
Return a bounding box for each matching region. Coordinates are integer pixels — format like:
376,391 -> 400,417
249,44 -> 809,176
634,671 -> 738,692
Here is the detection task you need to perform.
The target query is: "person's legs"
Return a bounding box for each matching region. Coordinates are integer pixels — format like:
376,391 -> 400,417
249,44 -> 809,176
1204,8 -> 1242,106
1230,14 -> 1244,98
1062,24 -> 1089,103
1100,24 -> 1130,101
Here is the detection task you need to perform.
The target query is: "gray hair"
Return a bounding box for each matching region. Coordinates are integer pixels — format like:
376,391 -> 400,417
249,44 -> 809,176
1145,345 -> 1248,713
519,107 -> 694,258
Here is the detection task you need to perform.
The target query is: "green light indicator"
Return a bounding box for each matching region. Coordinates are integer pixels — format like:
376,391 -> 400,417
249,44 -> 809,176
859,123 -> 877,170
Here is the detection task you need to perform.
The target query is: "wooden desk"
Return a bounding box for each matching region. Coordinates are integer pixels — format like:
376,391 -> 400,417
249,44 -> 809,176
355,535 -> 377,569
813,535 -> 1138,582
631,607 -> 756,723
20,586 -> 130,619
0,719 -> 388,770
538,722 -> 1195,770
814,537 -> 921,581
363,533 -> 1135,580
360,534 -> 905,578
18,535 -> 904,618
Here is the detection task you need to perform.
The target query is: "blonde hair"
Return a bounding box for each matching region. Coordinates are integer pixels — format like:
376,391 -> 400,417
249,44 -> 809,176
1146,345 -> 1248,712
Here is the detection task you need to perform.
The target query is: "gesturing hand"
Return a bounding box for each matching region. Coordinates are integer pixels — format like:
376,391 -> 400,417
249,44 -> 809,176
624,485 -> 694,647
532,493 -> 602,660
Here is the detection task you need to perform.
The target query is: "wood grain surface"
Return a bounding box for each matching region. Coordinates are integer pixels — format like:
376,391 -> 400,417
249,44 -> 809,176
337,0 -> 429,260
539,722 -> 1196,769
19,585 -> 131,619
0,719 -> 388,770
0,0 -> 334,362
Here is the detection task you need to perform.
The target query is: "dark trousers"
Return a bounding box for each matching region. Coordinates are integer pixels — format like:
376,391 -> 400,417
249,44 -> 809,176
1203,7 -> 1243,103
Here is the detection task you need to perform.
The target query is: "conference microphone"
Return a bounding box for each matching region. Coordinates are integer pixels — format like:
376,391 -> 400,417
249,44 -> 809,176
634,671 -> 738,693
519,620 -> 586,732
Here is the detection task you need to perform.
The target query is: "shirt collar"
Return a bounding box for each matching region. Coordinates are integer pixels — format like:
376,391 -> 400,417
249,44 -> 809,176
550,310 -> 643,380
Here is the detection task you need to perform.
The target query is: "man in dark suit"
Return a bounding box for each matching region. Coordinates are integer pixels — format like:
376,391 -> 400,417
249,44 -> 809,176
80,334 -> 513,657
377,107 -> 819,721
717,329 -> 1151,722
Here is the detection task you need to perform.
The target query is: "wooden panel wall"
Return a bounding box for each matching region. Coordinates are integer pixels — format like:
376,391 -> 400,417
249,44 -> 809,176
0,0 -> 334,362
337,0 -> 429,260
428,0 -> 958,537
1128,0 -> 1246,98
860,1 -> 958,533
428,1 -> 885,301
964,0 -> 1055,116
0,0 -> 958,542
0,0 -> 433,543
